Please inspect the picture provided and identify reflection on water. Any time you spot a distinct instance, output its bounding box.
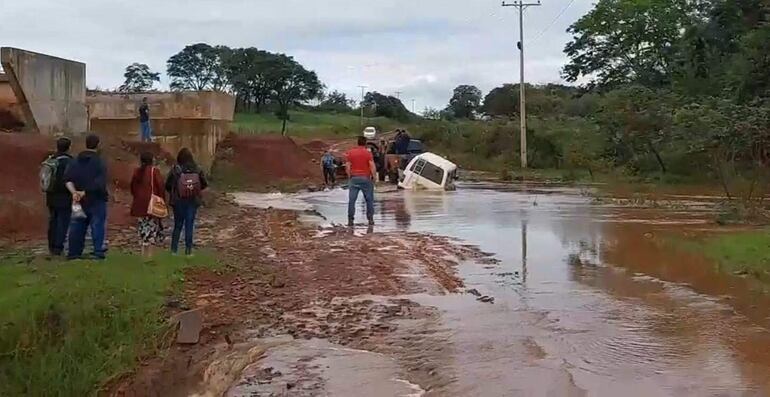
[235,182,770,396]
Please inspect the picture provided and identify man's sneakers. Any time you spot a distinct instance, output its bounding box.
[348,219,375,227]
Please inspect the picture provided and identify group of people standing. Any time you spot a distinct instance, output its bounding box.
[45,135,109,259]
[44,134,207,260]
[129,148,208,256]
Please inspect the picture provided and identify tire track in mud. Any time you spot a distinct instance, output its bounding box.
[109,195,495,396]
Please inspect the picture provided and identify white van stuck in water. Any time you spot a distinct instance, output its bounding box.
[398,152,458,191]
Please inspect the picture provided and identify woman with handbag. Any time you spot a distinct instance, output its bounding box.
[130,152,167,257]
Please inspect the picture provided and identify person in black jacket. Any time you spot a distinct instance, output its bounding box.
[46,137,73,256]
[64,134,109,260]
[165,148,208,256]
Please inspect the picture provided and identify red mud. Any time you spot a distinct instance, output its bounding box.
[0,109,24,131]
[216,135,324,188]
[108,198,483,396]
[0,133,170,243]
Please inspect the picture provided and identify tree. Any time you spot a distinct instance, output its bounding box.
[118,63,159,93]
[167,43,230,91]
[672,0,767,97]
[448,85,482,119]
[263,54,323,135]
[563,0,705,90]
[725,26,770,102]
[673,99,770,199]
[223,47,273,111]
[423,107,443,120]
[362,92,413,121]
[481,84,519,116]
[595,85,677,173]
[319,90,354,112]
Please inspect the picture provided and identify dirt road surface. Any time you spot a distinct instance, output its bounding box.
[6,131,770,396]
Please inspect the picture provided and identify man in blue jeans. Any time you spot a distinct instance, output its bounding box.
[345,136,377,226]
[45,137,73,256]
[64,134,109,260]
[139,97,152,142]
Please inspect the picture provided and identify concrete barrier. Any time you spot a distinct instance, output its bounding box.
[87,91,235,171]
[0,47,87,135]
[87,91,235,121]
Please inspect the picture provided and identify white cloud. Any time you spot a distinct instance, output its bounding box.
[1,0,595,109]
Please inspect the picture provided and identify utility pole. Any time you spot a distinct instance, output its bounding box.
[357,85,367,126]
[411,99,416,114]
[502,0,540,169]
[395,91,402,99]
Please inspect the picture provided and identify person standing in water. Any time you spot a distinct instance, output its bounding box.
[345,136,377,226]
[321,150,337,187]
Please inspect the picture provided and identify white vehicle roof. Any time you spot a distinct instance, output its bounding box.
[399,152,458,191]
[412,152,457,171]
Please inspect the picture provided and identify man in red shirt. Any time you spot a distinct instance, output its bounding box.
[345,136,377,226]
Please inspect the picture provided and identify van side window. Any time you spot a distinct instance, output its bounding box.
[420,161,445,185]
[410,158,425,172]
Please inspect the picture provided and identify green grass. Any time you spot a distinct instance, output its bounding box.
[0,251,218,396]
[231,110,402,137]
[692,230,770,280]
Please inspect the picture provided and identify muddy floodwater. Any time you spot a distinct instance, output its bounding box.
[234,182,770,396]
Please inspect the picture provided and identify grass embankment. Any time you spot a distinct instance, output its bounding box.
[687,230,770,282]
[232,111,401,137]
[0,252,217,396]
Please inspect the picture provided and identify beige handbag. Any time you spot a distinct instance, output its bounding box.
[147,167,168,218]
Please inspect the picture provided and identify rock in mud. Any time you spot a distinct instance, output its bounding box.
[260,246,277,258]
[477,295,495,304]
[173,308,204,344]
[270,275,287,289]
[164,297,189,310]
[466,288,482,297]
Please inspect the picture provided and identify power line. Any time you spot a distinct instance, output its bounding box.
[531,0,576,43]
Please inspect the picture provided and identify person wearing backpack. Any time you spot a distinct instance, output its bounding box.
[42,137,73,256]
[130,152,166,257]
[64,134,109,260]
[165,148,208,256]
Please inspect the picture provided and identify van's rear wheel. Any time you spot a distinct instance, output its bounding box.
[389,171,399,184]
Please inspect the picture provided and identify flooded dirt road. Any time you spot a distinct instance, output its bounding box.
[234,183,770,396]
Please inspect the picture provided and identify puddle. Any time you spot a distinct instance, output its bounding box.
[234,182,770,395]
[226,337,424,397]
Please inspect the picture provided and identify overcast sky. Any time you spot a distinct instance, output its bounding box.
[1,0,594,111]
